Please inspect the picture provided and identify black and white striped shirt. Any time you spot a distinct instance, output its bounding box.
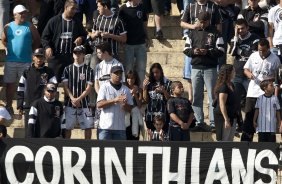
[62,63,94,108]
[59,16,74,54]
[93,14,126,56]
[255,94,280,132]
[181,1,221,26]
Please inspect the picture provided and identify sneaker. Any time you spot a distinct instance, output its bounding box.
[155,30,164,40]
[209,122,215,129]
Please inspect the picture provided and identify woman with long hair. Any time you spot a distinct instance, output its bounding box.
[143,63,171,133]
[125,70,143,140]
[214,64,239,141]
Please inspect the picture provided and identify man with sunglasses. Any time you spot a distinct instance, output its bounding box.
[17,48,57,138]
[27,83,64,138]
[97,66,133,140]
[62,45,94,139]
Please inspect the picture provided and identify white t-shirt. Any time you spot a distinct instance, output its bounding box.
[255,94,280,132]
[95,58,125,87]
[0,107,11,120]
[268,5,282,46]
[244,52,281,98]
[97,81,133,130]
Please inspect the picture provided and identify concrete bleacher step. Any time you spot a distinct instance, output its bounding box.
[148,39,185,52]
[147,27,182,40]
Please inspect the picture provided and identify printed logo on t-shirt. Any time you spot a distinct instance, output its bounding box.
[137,11,143,19]
[55,106,60,118]
[40,73,48,85]
[79,73,85,81]
[15,29,22,36]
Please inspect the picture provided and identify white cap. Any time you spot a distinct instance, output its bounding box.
[13,5,28,14]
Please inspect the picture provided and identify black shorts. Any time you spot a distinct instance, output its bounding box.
[143,0,164,15]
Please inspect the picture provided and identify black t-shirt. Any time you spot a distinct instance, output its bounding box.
[119,2,148,45]
[167,97,193,125]
[214,83,239,120]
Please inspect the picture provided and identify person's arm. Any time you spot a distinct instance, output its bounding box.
[253,109,259,129]
[170,113,184,126]
[94,80,100,94]
[27,105,38,138]
[1,24,8,47]
[219,93,231,129]
[207,36,225,58]
[30,23,41,50]
[97,95,127,109]
[76,84,92,102]
[244,68,255,80]
[268,22,274,48]
[101,32,127,43]
[276,110,281,130]
[142,78,150,103]
[186,112,194,128]
[63,81,74,100]
[17,74,27,114]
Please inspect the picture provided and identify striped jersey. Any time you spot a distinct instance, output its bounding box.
[255,94,280,132]
[62,63,94,108]
[58,17,74,54]
[181,1,221,26]
[93,13,126,56]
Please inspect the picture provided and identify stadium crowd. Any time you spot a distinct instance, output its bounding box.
[1,0,282,143]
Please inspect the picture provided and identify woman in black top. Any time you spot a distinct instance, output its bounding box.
[214,64,239,141]
[143,63,171,132]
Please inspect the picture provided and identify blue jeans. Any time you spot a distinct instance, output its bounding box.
[183,55,192,79]
[233,76,249,101]
[98,129,126,140]
[191,68,217,124]
[169,125,190,141]
[124,44,147,83]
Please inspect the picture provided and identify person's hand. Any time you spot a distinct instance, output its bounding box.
[155,85,165,93]
[71,98,81,107]
[193,22,201,30]
[115,94,127,104]
[101,32,111,39]
[147,129,153,141]
[193,48,201,55]
[90,31,101,39]
[279,121,282,133]
[74,37,83,46]
[143,78,150,90]
[45,48,53,58]
[159,129,164,141]
[224,119,231,129]
[253,121,257,129]
[181,122,189,130]
[199,49,207,55]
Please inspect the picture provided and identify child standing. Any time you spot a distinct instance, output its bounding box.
[167,81,194,141]
[253,79,281,142]
[148,115,168,141]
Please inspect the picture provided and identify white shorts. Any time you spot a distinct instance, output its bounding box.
[65,107,94,130]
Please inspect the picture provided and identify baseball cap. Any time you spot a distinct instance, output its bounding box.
[110,66,123,73]
[46,83,57,92]
[13,5,28,14]
[73,45,86,54]
[33,48,45,56]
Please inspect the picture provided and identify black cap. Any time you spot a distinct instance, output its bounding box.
[33,48,44,56]
[198,11,211,21]
[110,66,123,73]
[46,83,57,92]
[73,45,86,54]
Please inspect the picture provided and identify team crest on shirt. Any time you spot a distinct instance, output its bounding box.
[137,11,143,19]
[79,73,85,80]
[15,29,22,36]
[273,104,277,109]
[54,106,60,118]
[40,73,48,85]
